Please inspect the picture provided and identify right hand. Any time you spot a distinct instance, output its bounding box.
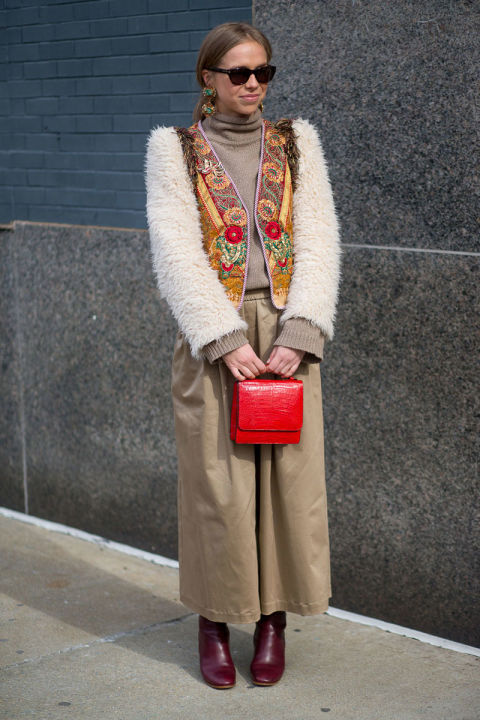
[222,343,266,381]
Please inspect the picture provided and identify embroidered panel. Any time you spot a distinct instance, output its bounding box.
[176,120,294,309]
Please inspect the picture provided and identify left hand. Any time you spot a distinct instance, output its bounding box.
[265,346,305,378]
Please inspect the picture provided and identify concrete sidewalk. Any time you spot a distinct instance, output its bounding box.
[1,513,478,720]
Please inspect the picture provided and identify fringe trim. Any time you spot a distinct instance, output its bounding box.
[273,118,300,192]
[174,126,198,184]
[175,119,300,192]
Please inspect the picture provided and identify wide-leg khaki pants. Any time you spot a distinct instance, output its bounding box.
[171,289,332,623]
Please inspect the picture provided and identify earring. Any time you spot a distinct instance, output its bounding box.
[259,102,264,113]
[202,87,217,116]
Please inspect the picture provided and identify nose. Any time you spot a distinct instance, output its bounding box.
[244,71,260,89]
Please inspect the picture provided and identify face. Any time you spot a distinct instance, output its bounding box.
[202,40,270,118]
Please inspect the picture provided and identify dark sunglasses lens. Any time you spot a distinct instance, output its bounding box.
[256,65,275,83]
[229,69,251,85]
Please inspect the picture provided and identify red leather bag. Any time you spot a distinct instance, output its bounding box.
[230,378,303,444]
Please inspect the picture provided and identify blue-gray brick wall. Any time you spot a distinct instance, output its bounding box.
[2,0,252,228]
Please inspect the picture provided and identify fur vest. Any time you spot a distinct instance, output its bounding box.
[145,117,342,359]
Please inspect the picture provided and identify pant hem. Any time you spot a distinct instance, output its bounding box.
[180,593,332,624]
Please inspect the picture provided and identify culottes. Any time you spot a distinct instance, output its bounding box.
[171,288,332,623]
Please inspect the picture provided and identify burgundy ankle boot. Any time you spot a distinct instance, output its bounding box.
[250,611,287,685]
[198,615,236,689]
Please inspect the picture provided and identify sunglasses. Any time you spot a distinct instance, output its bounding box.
[205,64,276,86]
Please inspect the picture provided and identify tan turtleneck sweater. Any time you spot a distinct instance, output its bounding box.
[201,109,325,364]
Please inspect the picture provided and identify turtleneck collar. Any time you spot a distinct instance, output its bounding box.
[201,108,263,146]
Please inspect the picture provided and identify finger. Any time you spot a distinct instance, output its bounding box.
[237,363,256,379]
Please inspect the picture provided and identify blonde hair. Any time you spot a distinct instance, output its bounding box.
[193,22,272,122]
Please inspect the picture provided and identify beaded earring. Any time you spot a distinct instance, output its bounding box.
[202,87,217,116]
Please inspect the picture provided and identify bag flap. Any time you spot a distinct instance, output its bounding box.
[237,380,303,432]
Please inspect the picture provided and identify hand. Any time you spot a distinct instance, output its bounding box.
[222,343,266,381]
[265,346,305,378]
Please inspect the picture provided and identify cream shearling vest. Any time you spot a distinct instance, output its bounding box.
[145,118,342,359]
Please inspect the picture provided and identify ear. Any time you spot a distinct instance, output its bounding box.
[202,69,214,88]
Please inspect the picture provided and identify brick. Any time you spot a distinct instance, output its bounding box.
[23,60,57,79]
[8,42,40,61]
[109,93,165,113]
[0,168,27,185]
[22,23,55,43]
[41,78,73,95]
[24,96,59,115]
[56,58,93,77]
[54,20,91,41]
[55,97,94,115]
[41,115,75,133]
[11,151,44,169]
[166,10,209,32]
[111,75,151,94]
[75,77,113,96]
[74,37,112,58]
[38,40,75,60]
[5,27,22,43]
[190,0,250,7]
[209,7,251,23]
[91,208,145,229]
[24,134,60,151]
[115,190,145,210]
[94,134,131,152]
[59,133,97,152]
[75,115,113,133]
[39,4,75,22]
[127,14,167,35]
[110,36,150,56]
[0,115,41,133]
[6,5,41,27]
[149,31,189,53]
[148,0,188,12]
[13,186,46,204]
[108,0,148,17]
[113,114,157,133]
[92,56,131,76]
[89,18,129,38]
[169,92,198,112]
[73,0,110,21]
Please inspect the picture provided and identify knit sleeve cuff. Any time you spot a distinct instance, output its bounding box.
[202,331,249,364]
[274,317,325,363]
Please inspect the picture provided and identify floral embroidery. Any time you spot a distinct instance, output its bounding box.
[262,161,284,183]
[265,221,282,240]
[258,198,276,221]
[265,128,285,146]
[224,207,247,227]
[205,171,229,190]
[225,226,243,244]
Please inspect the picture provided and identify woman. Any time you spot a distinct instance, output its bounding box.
[145,22,341,689]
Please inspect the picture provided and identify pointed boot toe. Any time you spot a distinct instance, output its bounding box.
[198,615,236,689]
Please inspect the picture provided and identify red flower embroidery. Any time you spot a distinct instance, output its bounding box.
[222,262,234,272]
[277,258,288,267]
[225,226,243,244]
[264,221,282,240]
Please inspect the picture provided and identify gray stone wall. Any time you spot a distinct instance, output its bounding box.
[1,0,251,228]
[1,221,179,558]
[253,0,479,645]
